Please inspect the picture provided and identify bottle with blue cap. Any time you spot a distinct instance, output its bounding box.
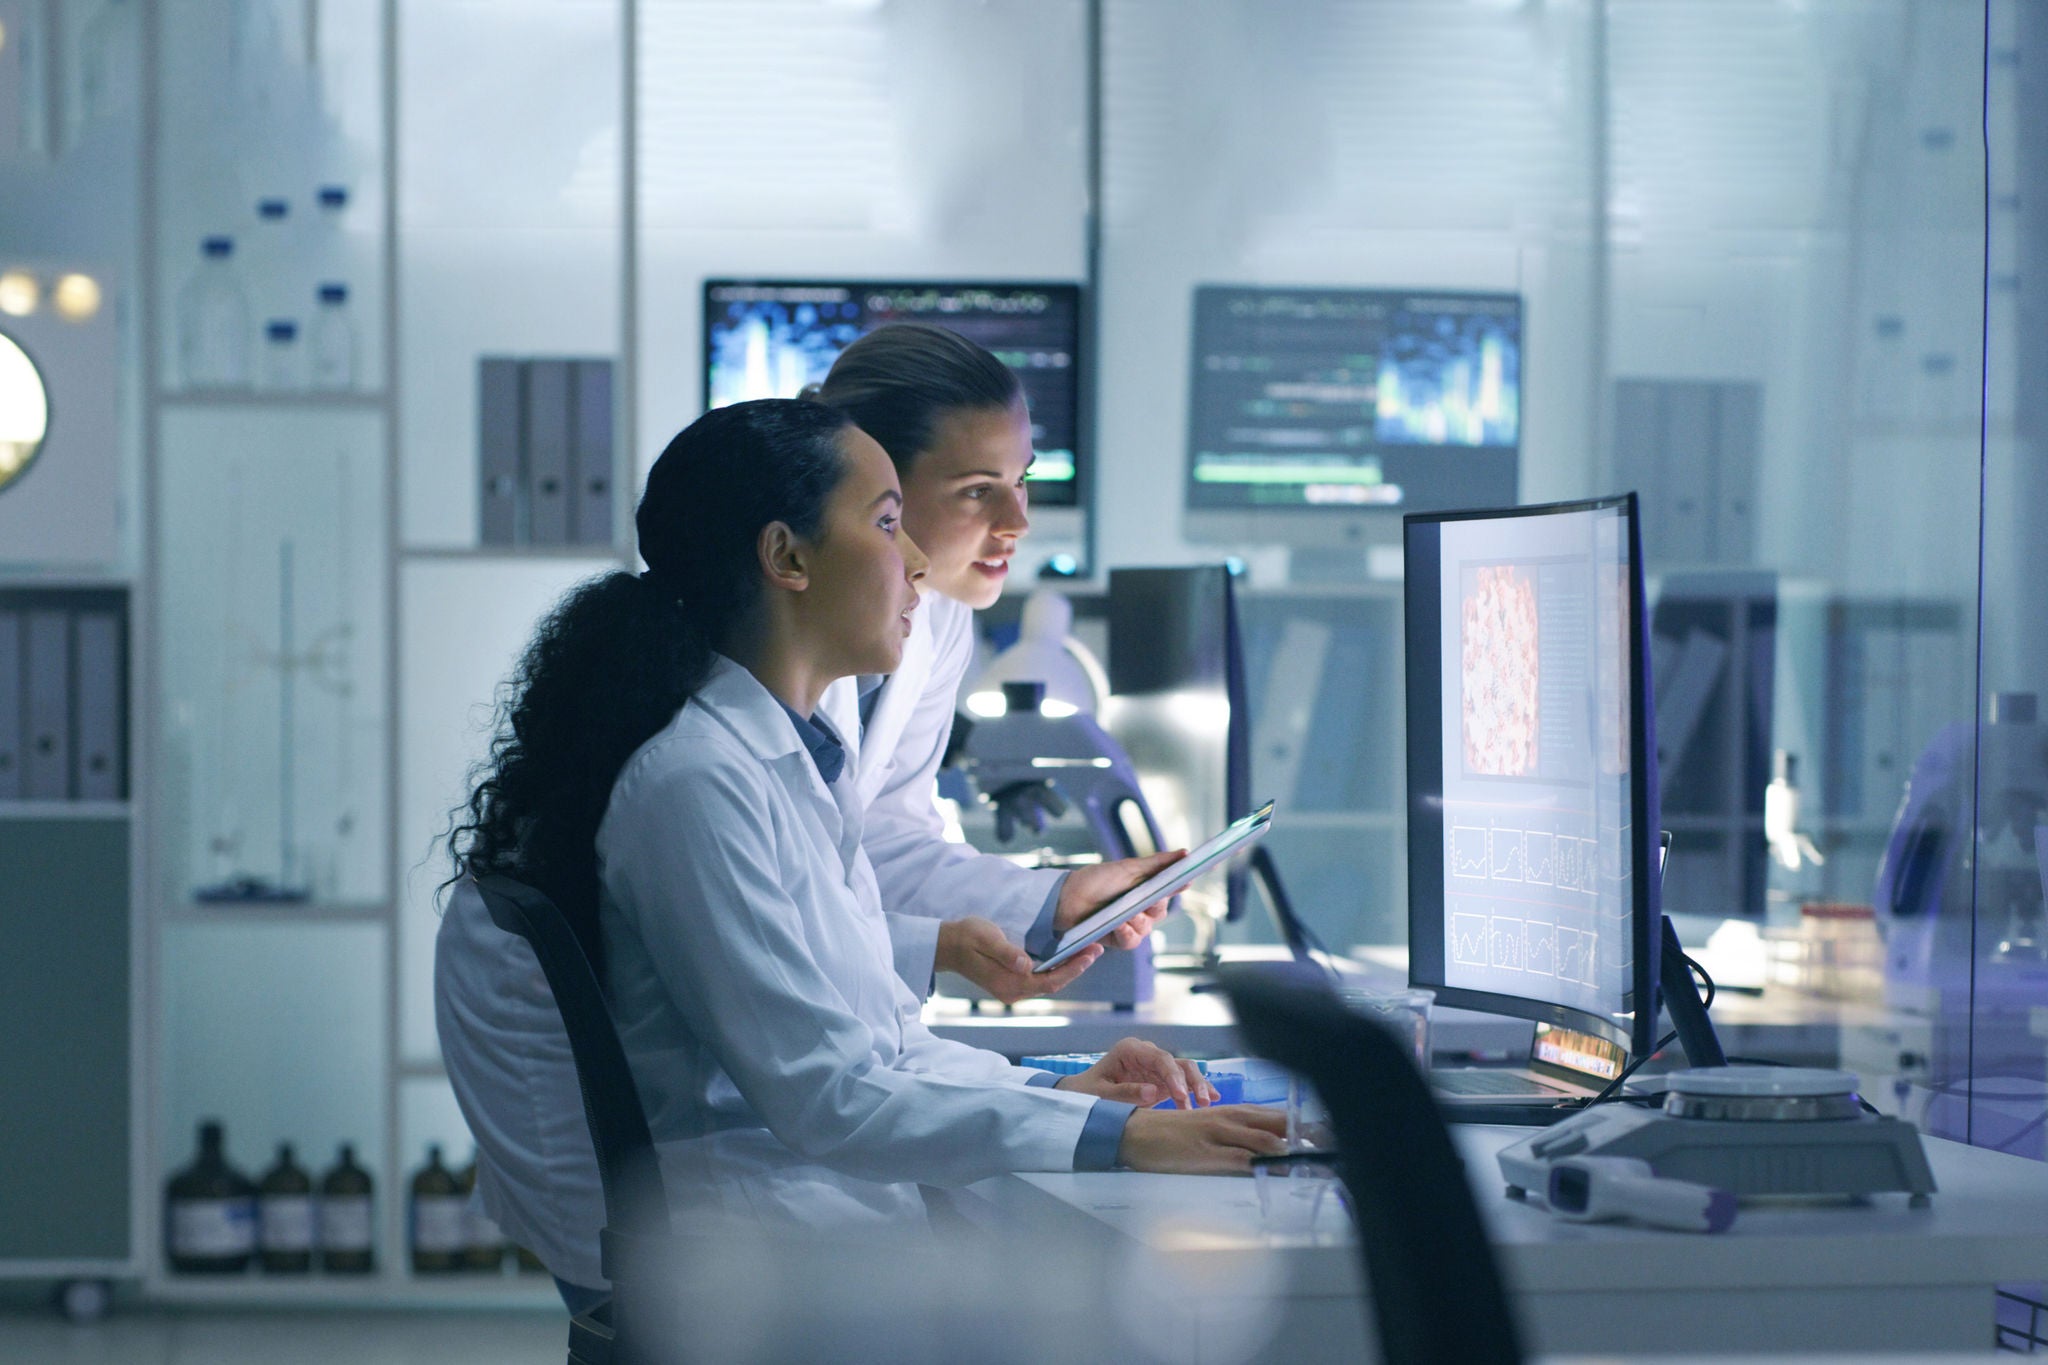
[176,237,251,390]
[310,283,356,390]
[261,318,302,391]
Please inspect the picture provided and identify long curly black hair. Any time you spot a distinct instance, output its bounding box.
[447,399,854,965]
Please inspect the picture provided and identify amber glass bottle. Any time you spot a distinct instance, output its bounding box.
[165,1120,257,1273]
[317,1143,376,1274]
[409,1144,465,1274]
[256,1142,314,1273]
[457,1153,505,1273]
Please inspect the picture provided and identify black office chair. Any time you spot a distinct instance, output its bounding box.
[1220,964,1525,1365]
[472,873,674,1365]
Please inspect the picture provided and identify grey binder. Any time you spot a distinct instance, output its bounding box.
[570,359,614,547]
[72,610,123,801]
[23,610,70,800]
[478,357,523,545]
[0,609,21,800]
[524,360,572,545]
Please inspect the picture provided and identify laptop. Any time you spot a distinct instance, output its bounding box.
[1250,840,1622,1120]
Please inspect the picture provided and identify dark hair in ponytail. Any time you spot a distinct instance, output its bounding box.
[447,399,854,963]
[810,322,1023,474]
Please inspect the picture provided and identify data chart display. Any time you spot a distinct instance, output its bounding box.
[702,281,1082,505]
[1433,505,1634,1023]
[1186,286,1520,512]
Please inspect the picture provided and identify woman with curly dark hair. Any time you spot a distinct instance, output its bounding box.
[437,398,1284,1272]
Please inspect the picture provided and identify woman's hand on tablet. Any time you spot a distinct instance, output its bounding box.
[1116,1105,1290,1174]
[1054,849,1188,950]
[1055,1038,1219,1109]
[935,917,1101,1004]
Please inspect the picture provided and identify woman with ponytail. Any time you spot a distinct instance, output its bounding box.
[437,400,1284,1291]
[807,322,1185,1005]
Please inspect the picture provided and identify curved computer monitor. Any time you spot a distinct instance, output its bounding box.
[1185,285,1521,549]
[702,279,1083,508]
[1403,493,1662,1057]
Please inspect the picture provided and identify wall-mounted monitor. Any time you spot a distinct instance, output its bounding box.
[1185,285,1521,548]
[703,280,1084,507]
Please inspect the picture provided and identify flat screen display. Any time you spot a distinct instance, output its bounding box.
[1404,494,1659,1056]
[1187,285,1520,514]
[703,280,1083,506]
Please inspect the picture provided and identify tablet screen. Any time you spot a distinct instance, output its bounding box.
[1034,800,1276,973]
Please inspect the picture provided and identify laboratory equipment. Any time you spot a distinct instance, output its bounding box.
[408,1144,464,1274]
[1185,285,1521,553]
[952,681,1165,1006]
[255,1142,313,1274]
[309,283,355,389]
[458,1154,505,1273]
[1540,1156,1735,1233]
[316,1143,375,1273]
[1406,494,1662,1064]
[78,0,138,125]
[1877,691,2048,1013]
[1498,1066,1935,1207]
[164,1120,257,1274]
[0,328,48,492]
[702,279,1083,506]
[1103,565,1254,961]
[261,318,301,391]
[176,238,250,390]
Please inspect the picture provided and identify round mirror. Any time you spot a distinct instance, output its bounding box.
[0,329,49,494]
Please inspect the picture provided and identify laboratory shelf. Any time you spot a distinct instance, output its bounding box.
[162,900,393,926]
[400,545,627,562]
[143,1272,561,1309]
[0,801,132,820]
[156,392,389,411]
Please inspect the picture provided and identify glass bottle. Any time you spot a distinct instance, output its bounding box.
[309,284,355,390]
[317,1143,376,1274]
[409,1144,465,1274]
[79,0,139,125]
[514,1244,548,1275]
[176,238,251,391]
[165,1120,257,1274]
[261,319,302,391]
[256,1141,313,1274]
[457,1153,504,1273]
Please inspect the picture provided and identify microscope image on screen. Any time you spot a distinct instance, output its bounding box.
[1460,564,1541,778]
[1431,511,1635,1023]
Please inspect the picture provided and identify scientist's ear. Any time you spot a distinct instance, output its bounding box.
[757,520,811,595]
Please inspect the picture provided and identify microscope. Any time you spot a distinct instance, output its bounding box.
[946,678,1163,1007]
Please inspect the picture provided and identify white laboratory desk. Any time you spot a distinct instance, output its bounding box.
[925,946,1871,1070]
[967,1126,2048,1361]
[922,946,1536,1058]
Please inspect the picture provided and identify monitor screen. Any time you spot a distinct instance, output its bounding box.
[1403,494,1660,1056]
[702,280,1083,507]
[1186,285,1520,516]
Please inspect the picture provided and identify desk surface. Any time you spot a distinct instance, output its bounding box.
[975,1128,2048,1358]
[923,944,1871,1066]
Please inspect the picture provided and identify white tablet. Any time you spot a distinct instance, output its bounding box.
[1033,800,1276,973]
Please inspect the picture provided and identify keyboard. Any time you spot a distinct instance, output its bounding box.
[1432,1069,1574,1098]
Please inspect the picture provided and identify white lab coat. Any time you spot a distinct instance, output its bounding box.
[598,655,1096,1234]
[821,592,1064,988]
[433,608,1067,1285]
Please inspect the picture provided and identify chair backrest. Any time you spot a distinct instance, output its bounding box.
[1221,964,1523,1365]
[472,873,673,1249]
